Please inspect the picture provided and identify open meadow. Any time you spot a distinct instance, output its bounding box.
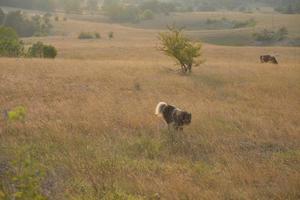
[1,9,300,200]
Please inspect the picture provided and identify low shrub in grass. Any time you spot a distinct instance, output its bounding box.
[0,149,47,200]
[27,42,57,58]
[4,106,26,122]
[78,32,101,39]
[43,45,57,58]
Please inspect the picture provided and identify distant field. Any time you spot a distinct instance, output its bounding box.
[1,7,300,200]
[1,5,300,46]
[128,11,300,46]
[56,10,300,46]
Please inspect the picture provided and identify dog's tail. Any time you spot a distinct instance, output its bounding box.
[155,102,167,116]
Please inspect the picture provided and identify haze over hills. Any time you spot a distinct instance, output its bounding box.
[0,0,299,13]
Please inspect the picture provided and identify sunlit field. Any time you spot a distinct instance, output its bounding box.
[1,6,300,200]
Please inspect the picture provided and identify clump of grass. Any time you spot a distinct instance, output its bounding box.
[1,151,47,200]
[4,106,26,122]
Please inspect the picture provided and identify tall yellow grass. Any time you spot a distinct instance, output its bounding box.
[0,15,300,199]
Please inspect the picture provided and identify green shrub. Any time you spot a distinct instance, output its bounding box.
[78,32,100,39]
[27,42,57,58]
[0,27,24,57]
[43,44,57,58]
[27,41,44,58]
[6,106,26,122]
[1,153,47,200]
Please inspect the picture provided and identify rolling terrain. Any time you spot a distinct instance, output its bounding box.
[0,9,300,200]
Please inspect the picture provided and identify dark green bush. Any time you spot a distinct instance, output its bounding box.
[78,32,93,39]
[27,41,57,58]
[27,42,44,58]
[43,45,57,58]
[78,32,100,39]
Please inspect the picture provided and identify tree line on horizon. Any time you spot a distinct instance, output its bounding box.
[0,0,299,14]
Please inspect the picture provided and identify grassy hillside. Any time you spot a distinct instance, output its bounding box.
[76,11,300,46]
[1,10,300,200]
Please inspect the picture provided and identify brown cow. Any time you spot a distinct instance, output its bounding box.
[260,55,278,64]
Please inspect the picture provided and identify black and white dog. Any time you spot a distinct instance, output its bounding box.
[155,102,192,131]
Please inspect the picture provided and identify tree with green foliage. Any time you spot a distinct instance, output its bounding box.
[158,27,202,73]
[27,42,44,58]
[4,11,35,37]
[3,11,53,37]
[31,14,53,36]
[27,41,57,58]
[0,27,24,57]
[43,44,57,58]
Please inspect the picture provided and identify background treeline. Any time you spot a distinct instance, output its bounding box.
[0,26,57,58]
[0,8,53,37]
[172,0,300,13]
[102,0,176,23]
[0,0,299,14]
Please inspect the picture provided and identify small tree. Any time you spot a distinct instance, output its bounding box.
[158,27,202,73]
[0,27,24,57]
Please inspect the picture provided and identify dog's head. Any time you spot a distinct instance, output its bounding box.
[180,111,192,125]
[271,57,278,64]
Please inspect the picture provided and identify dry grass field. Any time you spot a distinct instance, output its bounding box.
[1,13,300,200]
